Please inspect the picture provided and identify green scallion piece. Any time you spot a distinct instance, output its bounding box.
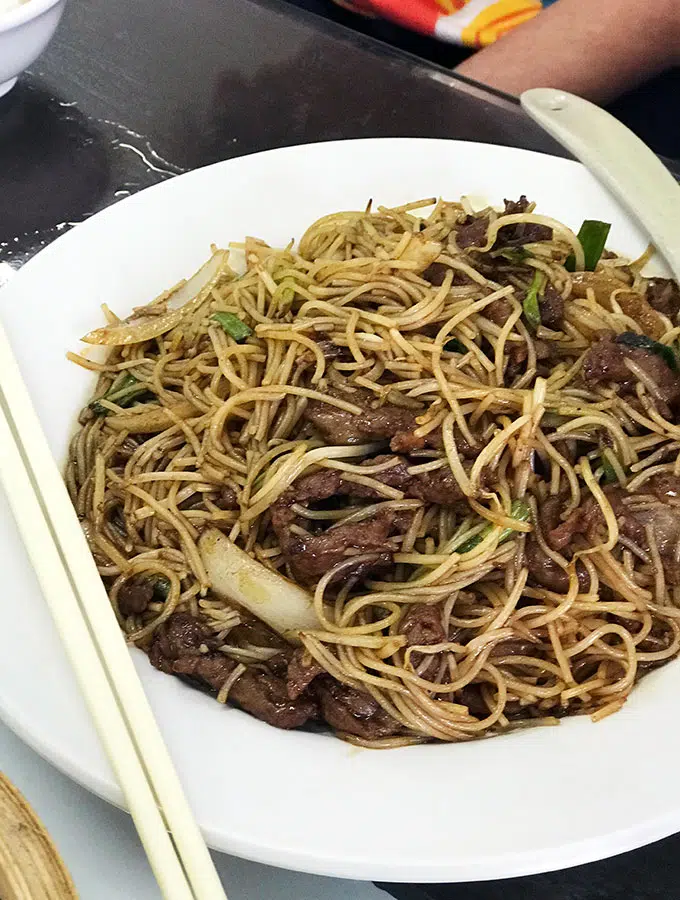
[498,247,530,264]
[89,373,151,416]
[456,530,485,555]
[457,499,531,554]
[565,220,611,272]
[152,576,171,601]
[444,338,466,354]
[601,453,618,484]
[211,312,253,342]
[615,332,679,372]
[522,270,544,329]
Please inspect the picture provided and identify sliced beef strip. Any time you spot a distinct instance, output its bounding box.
[539,284,565,330]
[494,196,553,247]
[315,677,402,739]
[456,215,490,250]
[390,425,480,457]
[228,617,291,653]
[505,341,529,382]
[615,479,680,585]
[582,333,680,411]
[389,427,444,453]
[270,459,463,584]
[400,603,447,647]
[304,389,420,446]
[170,653,237,693]
[525,537,590,593]
[149,613,317,729]
[638,617,675,657]
[354,455,464,506]
[525,496,590,593]
[111,436,142,468]
[276,509,397,584]
[525,538,572,593]
[495,222,553,248]
[272,457,464,527]
[270,468,400,583]
[548,474,680,585]
[504,337,557,381]
[422,262,450,286]
[215,485,239,510]
[265,652,292,679]
[148,612,212,669]
[488,637,542,660]
[399,603,448,678]
[484,296,514,327]
[228,669,318,729]
[305,387,451,455]
[646,278,680,319]
[315,335,350,361]
[502,196,531,216]
[390,428,438,453]
[494,277,561,334]
[118,577,155,616]
[287,648,325,700]
[296,335,351,373]
[456,680,541,722]
[179,484,239,513]
[535,340,561,379]
[422,262,472,287]
[456,683,489,719]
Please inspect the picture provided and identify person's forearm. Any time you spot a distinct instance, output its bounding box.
[455,0,680,103]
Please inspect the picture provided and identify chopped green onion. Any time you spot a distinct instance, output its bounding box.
[211,312,253,342]
[615,332,679,372]
[89,373,152,416]
[457,499,531,554]
[456,530,486,555]
[600,453,619,484]
[273,279,297,315]
[498,247,530,264]
[522,270,544,330]
[152,576,171,602]
[444,338,466,354]
[600,452,618,484]
[565,220,611,272]
[541,412,569,428]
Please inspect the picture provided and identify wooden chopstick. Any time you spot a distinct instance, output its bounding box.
[0,319,228,900]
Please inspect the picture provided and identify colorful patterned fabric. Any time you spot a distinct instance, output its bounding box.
[333,0,558,47]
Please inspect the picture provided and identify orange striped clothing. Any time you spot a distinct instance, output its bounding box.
[333,0,558,48]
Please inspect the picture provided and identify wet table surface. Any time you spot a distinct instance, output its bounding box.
[1,0,568,274]
[1,0,680,897]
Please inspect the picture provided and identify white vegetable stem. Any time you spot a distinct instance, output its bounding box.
[198,528,320,641]
[81,249,231,346]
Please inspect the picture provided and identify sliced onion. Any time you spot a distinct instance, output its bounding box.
[199,528,320,642]
[81,249,232,346]
[399,236,442,273]
[104,401,196,433]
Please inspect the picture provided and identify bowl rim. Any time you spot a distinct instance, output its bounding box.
[0,0,64,34]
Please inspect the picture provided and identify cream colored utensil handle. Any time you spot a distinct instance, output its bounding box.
[521,88,680,282]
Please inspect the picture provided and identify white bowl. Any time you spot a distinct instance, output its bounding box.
[0,0,67,98]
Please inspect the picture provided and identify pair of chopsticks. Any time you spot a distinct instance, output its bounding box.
[0,316,228,900]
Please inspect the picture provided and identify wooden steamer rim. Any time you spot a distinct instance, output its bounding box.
[0,772,77,899]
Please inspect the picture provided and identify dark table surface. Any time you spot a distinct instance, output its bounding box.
[3,0,680,897]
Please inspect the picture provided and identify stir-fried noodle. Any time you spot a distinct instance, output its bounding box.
[66,195,680,746]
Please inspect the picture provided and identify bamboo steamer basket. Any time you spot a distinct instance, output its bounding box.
[0,772,77,899]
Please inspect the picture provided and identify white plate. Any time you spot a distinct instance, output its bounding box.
[0,138,678,884]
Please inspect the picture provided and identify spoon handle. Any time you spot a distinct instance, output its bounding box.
[521,87,680,282]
